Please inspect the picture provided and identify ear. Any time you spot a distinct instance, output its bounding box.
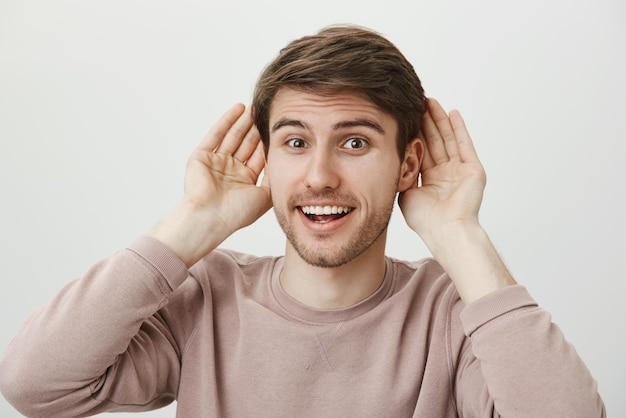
[397,138,424,192]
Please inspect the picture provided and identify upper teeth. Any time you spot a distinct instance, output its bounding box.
[301,206,352,215]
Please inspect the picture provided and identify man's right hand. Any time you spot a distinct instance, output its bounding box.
[149,103,272,267]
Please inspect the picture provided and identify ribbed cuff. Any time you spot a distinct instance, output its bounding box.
[126,235,189,290]
[460,285,538,336]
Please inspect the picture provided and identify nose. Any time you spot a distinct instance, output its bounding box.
[303,149,340,191]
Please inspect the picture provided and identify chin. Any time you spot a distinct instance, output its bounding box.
[294,243,366,269]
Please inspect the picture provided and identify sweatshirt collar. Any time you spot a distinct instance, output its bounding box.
[269,256,395,325]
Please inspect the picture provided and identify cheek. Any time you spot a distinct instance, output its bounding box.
[357,158,402,189]
[266,164,291,205]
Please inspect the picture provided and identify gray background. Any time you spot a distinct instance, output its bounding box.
[1,0,624,416]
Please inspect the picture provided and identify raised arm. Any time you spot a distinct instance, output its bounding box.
[0,104,272,416]
[399,97,515,304]
[150,103,271,266]
[400,98,605,416]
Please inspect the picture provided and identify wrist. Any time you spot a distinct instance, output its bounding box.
[419,219,483,254]
[422,221,516,304]
[148,200,233,267]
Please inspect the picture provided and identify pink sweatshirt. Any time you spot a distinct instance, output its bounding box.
[0,236,605,417]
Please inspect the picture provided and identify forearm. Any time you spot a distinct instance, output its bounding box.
[421,221,516,304]
[148,199,234,268]
[458,286,606,417]
[0,237,189,417]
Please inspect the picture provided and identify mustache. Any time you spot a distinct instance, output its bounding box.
[288,190,359,207]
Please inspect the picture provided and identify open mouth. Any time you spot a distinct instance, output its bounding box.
[300,205,353,223]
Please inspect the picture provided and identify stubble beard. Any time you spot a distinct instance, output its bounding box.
[274,188,398,269]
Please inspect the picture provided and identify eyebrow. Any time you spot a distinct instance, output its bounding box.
[333,119,385,134]
[271,118,386,135]
[271,118,309,133]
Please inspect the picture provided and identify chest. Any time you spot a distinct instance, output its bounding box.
[177,302,458,417]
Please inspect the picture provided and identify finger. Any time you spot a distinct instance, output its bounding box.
[426,98,461,162]
[215,105,255,156]
[421,104,448,165]
[246,141,266,177]
[196,103,246,151]
[260,172,270,190]
[233,124,262,163]
[449,110,480,163]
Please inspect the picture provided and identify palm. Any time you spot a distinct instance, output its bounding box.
[399,99,486,237]
[184,104,271,232]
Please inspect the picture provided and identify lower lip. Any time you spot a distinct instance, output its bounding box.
[297,209,353,233]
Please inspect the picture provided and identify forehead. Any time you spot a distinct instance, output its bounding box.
[269,88,394,128]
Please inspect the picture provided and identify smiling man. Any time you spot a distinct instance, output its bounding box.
[0,25,605,417]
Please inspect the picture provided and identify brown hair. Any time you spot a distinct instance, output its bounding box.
[252,24,427,158]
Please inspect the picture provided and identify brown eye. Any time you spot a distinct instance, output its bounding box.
[343,137,367,149]
[287,138,307,148]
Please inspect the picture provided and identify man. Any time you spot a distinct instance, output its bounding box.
[0,25,604,417]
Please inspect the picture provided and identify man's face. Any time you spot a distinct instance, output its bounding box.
[266,88,411,268]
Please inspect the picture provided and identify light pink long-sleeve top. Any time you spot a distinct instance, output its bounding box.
[0,236,605,417]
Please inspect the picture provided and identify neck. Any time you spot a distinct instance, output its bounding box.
[280,235,388,309]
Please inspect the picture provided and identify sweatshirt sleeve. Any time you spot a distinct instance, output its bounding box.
[455,285,605,417]
[0,235,190,418]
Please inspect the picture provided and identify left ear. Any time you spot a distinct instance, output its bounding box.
[397,137,424,192]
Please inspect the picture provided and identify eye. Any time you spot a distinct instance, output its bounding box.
[343,137,368,149]
[286,138,308,148]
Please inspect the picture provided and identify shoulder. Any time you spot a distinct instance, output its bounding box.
[388,256,453,296]
[192,248,277,278]
[162,249,279,334]
[387,256,464,328]
[188,248,279,302]
[390,256,444,275]
[166,249,276,304]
